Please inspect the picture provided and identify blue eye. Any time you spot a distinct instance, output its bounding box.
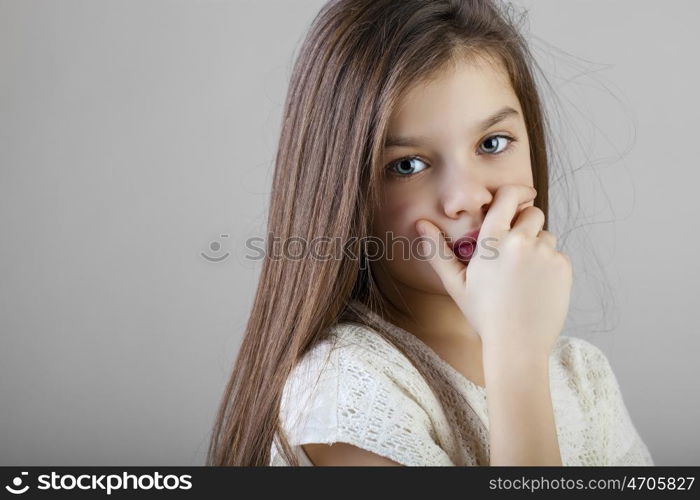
[478,134,515,155]
[385,134,517,180]
[387,156,429,178]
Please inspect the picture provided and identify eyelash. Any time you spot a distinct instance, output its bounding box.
[385,134,518,180]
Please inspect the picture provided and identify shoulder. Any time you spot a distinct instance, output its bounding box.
[327,321,423,376]
[553,336,654,465]
[554,335,614,377]
[283,321,430,413]
[282,323,419,426]
[278,321,454,465]
[283,321,419,395]
[552,335,623,402]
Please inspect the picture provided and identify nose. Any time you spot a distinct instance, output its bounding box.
[440,170,494,220]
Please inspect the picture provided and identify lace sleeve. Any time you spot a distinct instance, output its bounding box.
[614,438,655,466]
[278,339,455,466]
[576,339,655,466]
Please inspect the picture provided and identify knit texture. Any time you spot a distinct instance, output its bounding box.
[270,300,654,466]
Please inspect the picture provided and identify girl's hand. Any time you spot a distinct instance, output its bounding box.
[416,184,573,358]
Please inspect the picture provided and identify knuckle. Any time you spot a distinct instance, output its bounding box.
[556,251,572,268]
[505,231,531,250]
[508,231,526,243]
[539,229,557,243]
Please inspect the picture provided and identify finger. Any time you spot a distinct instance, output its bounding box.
[511,206,545,239]
[480,184,537,241]
[415,219,466,294]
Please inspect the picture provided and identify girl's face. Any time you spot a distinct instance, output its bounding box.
[371,55,535,295]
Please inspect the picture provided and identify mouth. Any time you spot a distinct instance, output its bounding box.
[446,228,480,263]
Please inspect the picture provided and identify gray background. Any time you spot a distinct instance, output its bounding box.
[0,0,697,465]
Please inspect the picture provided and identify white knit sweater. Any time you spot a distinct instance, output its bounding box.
[269,300,654,466]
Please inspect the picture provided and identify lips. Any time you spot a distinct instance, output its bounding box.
[447,228,480,262]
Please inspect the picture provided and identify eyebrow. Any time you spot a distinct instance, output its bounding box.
[384,106,520,148]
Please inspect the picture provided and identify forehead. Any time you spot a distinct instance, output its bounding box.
[387,56,520,134]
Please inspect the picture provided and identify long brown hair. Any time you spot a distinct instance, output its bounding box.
[207,0,555,466]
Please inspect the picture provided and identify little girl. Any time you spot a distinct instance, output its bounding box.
[207,0,655,466]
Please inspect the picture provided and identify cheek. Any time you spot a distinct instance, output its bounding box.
[515,139,534,184]
[496,148,534,196]
[372,189,447,294]
[375,185,427,237]
[378,200,413,235]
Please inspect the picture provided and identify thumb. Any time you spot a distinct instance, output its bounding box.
[416,219,467,294]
